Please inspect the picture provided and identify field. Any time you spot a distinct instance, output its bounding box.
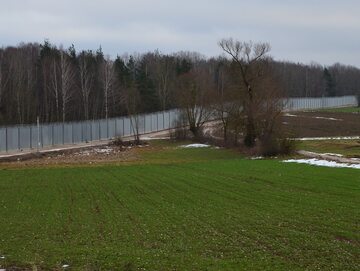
[298,140,360,157]
[282,110,360,138]
[318,106,360,113]
[0,143,359,270]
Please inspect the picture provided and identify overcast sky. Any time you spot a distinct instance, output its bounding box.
[1,0,359,67]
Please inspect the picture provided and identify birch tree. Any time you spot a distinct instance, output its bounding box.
[60,49,76,122]
[79,51,94,120]
[100,56,114,119]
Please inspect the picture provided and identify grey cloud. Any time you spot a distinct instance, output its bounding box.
[0,0,359,67]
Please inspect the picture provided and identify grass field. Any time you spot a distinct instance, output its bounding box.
[316,106,360,113]
[0,143,359,270]
[297,139,360,157]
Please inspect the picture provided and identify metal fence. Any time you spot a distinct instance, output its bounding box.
[0,109,180,153]
[0,95,357,153]
[283,95,357,111]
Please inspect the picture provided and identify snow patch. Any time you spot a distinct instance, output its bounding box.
[314,116,342,121]
[322,153,343,157]
[140,136,170,140]
[295,136,360,141]
[284,113,297,117]
[283,158,360,169]
[251,156,264,160]
[180,144,211,148]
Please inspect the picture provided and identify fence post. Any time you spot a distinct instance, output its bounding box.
[37,116,40,152]
[142,115,144,133]
[18,126,20,151]
[169,111,171,128]
[30,126,32,149]
[5,127,8,153]
[107,118,109,139]
[115,118,117,137]
[51,124,54,146]
[90,121,93,142]
[71,122,74,144]
[98,120,101,140]
[156,113,159,131]
[62,123,65,145]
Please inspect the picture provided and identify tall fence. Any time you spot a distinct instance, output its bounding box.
[0,95,357,153]
[0,109,180,153]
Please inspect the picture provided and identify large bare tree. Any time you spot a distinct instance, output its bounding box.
[79,51,94,120]
[100,55,114,119]
[176,65,214,138]
[60,49,76,122]
[219,38,272,147]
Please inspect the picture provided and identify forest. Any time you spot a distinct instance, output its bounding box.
[0,40,359,126]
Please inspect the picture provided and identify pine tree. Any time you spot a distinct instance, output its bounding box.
[323,68,336,96]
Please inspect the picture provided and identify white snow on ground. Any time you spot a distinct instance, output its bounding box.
[251,156,264,160]
[93,147,113,154]
[284,113,297,117]
[295,136,360,141]
[322,153,343,157]
[314,116,342,121]
[180,144,211,148]
[283,158,360,169]
[284,114,342,121]
[74,146,115,156]
[140,136,170,140]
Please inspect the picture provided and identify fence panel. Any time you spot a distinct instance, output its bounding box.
[19,126,31,150]
[0,128,6,152]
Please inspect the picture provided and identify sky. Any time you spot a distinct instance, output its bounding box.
[1,0,359,67]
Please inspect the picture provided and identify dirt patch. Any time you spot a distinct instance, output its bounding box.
[282,111,360,138]
[0,142,151,168]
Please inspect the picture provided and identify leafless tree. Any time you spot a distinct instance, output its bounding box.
[50,56,60,121]
[79,51,94,120]
[148,51,175,111]
[219,38,272,147]
[211,61,242,144]
[100,55,114,119]
[121,83,142,143]
[176,66,214,138]
[59,49,76,122]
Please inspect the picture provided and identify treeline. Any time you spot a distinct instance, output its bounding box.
[0,41,359,125]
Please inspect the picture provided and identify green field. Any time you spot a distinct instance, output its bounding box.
[317,106,360,113]
[298,140,360,157]
[0,144,359,270]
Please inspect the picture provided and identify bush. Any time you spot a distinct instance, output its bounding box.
[112,137,124,146]
[259,135,296,157]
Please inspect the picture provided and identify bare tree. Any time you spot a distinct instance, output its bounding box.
[59,49,76,122]
[121,83,142,143]
[0,51,4,117]
[100,55,114,119]
[219,38,271,147]
[148,51,175,111]
[50,56,60,121]
[176,66,214,138]
[78,51,94,120]
[211,60,243,144]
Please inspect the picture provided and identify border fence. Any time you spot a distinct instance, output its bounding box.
[0,95,357,153]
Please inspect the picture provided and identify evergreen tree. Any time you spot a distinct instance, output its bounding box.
[323,68,336,96]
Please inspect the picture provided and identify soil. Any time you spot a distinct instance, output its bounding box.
[282,111,360,138]
[1,111,359,167]
[0,142,149,168]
